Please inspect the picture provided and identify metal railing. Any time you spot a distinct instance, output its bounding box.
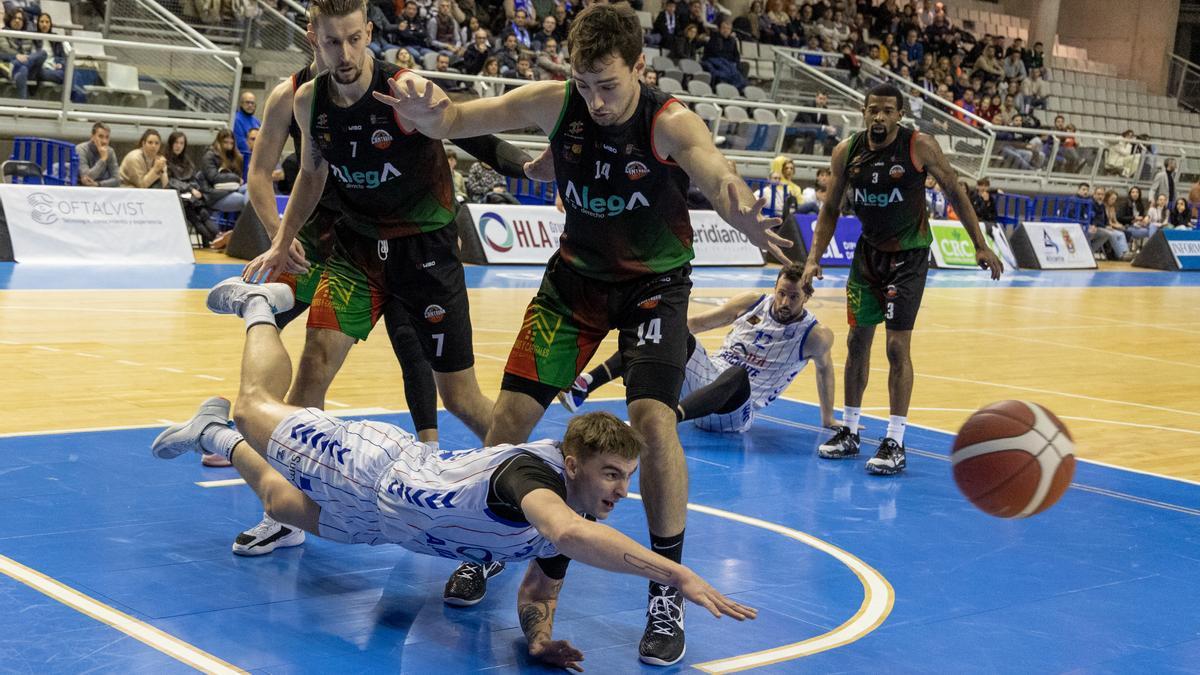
[240,0,311,72]
[1167,53,1200,113]
[0,29,241,135]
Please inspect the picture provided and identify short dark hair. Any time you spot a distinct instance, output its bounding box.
[91,122,110,135]
[307,0,367,22]
[777,264,815,296]
[976,177,990,187]
[816,167,831,177]
[1078,182,1090,189]
[568,3,644,73]
[864,83,904,112]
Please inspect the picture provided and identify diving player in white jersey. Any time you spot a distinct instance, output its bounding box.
[561,264,837,432]
[151,277,756,672]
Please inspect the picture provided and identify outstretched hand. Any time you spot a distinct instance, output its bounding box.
[726,183,791,265]
[676,568,758,621]
[371,73,451,133]
[529,639,585,672]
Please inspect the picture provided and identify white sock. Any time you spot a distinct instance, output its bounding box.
[843,406,862,434]
[242,295,277,330]
[199,422,244,461]
[578,371,593,389]
[423,440,440,450]
[886,415,907,445]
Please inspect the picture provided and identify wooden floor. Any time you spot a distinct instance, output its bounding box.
[2,265,1199,481]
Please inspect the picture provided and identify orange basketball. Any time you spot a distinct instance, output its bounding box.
[951,400,1076,518]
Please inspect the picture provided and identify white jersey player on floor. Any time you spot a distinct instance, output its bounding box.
[561,264,837,431]
[151,277,755,672]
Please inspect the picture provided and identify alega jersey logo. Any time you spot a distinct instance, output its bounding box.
[852,187,904,207]
[330,162,402,189]
[563,180,649,217]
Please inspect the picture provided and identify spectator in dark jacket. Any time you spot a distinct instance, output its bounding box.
[164,131,218,247]
[201,129,247,213]
[702,18,746,91]
[971,178,998,224]
[653,0,683,51]
[76,122,120,187]
[460,28,492,74]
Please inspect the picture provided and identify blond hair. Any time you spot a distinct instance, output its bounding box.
[562,411,643,463]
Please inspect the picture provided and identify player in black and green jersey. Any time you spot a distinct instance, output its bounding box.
[803,83,1003,476]
[373,4,789,666]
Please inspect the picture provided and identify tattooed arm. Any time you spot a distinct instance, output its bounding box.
[517,561,582,671]
[520,489,757,622]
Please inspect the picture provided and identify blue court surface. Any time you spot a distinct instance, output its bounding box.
[3,398,1199,674]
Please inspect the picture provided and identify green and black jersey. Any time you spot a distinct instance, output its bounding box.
[844,126,932,251]
[311,59,455,239]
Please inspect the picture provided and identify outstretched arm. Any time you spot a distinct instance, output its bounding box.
[373,72,564,139]
[806,325,837,428]
[653,104,791,263]
[450,135,533,179]
[686,291,764,334]
[517,561,583,672]
[522,489,757,621]
[916,132,1003,279]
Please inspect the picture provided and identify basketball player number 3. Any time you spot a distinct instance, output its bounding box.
[636,318,662,346]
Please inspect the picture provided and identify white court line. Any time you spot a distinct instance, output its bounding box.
[0,554,245,674]
[861,407,1200,437]
[74,352,102,359]
[195,375,224,382]
[325,400,351,408]
[117,360,144,366]
[158,367,184,374]
[196,478,247,488]
[32,345,61,352]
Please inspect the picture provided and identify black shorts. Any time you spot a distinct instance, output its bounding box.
[846,239,930,331]
[382,221,474,373]
[502,254,693,408]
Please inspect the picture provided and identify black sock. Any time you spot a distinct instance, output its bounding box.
[649,529,685,565]
[586,351,625,390]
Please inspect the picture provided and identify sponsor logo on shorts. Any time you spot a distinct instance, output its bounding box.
[625,161,650,181]
[424,304,446,323]
[886,284,899,299]
[638,294,661,309]
[371,129,393,150]
[889,164,905,180]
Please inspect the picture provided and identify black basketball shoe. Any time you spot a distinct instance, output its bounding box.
[639,582,686,666]
[442,561,505,607]
[866,438,907,475]
[818,425,860,459]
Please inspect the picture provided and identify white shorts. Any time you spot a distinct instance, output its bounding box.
[681,343,755,433]
[267,408,425,545]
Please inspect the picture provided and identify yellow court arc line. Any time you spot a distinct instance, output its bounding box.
[0,554,245,674]
[626,494,895,673]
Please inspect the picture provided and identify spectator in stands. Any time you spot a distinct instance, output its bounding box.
[1118,185,1152,249]
[976,93,998,122]
[429,52,467,92]
[537,37,569,80]
[1170,197,1194,229]
[795,167,830,215]
[1002,51,1027,83]
[899,27,923,67]
[162,131,218,248]
[1051,115,1080,172]
[791,90,839,155]
[744,0,764,42]
[446,148,466,202]
[29,12,83,102]
[494,32,524,75]
[953,87,978,126]
[925,174,948,218]
[1022,67,1048,111]
[1024,41,1048,78]
[754,171,790,217]
[996,112,1044,170]
[466,160,518,203]
[531,14,557,52]
[1147,193,1170,235]
[972,46,1003,84]
[702,17,745,91]
[768,155,803,202]
[971,178,998,225]
[474,57,502,97]
[77,122,119,188]
[233,91,260,158]
[396,1,433,61]
[1,0,38,24]
[655,0,684,50]
[1089,187,1130,260]
[201,129,247,215]
[0,10,44,99]
[684,0,709,31]
[671,22,703,61]
[503,8,534,49]
[1103,190,1133,260]
[367,2,399,57]
[1105,129,1141,178]
[511,53,536,84]
[119,128,169,189]
[1150,158,1178,205]
[427,0,464,57]
[393,45,417,69]
[836,42,861,87]
[458,15,482,49]
[461,28,492,75]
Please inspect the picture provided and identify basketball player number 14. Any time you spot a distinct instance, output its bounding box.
[636,318,662,346]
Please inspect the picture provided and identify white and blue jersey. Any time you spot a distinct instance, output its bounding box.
[267,408,567,564]
[682,296,818,432]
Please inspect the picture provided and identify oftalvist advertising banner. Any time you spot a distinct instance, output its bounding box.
[0,184,193,264]
[467,204,764,266]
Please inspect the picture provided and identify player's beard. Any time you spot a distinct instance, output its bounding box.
[869,123,888,144]
[333,60,362,85]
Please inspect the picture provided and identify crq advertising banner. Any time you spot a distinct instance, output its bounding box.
[794,214,863,266]
[466,204,764,266]
[927,219,1015,269]
[0,184,193,264]
[1021,221,1097,269]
